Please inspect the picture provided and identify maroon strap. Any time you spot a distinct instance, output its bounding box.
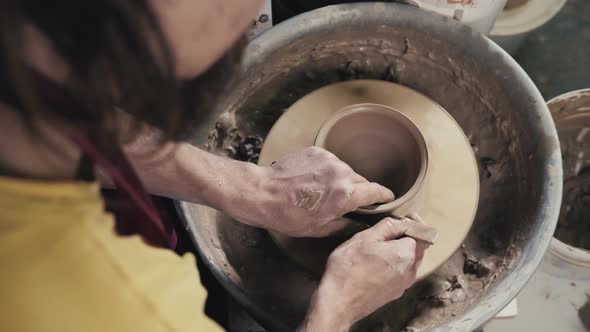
[32,70,177,249]
[73,135,177,249]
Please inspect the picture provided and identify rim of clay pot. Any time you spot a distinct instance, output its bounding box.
[314,103,429,214]
[503,0,530,11]
[416,0,507,35]
[550,238,590,268]
[491,0,567,36]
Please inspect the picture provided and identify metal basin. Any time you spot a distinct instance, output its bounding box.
[179,3,562,331]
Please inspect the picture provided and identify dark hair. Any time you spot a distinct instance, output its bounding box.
[0,0,244,147]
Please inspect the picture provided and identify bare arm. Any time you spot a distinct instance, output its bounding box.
[117,127,425,330]
[120,140,263,210]
[111,127,394,237]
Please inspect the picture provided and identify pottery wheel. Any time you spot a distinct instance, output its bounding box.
[258,80,479,279]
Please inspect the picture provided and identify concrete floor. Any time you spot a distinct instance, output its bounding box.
[486,0,590,331]
[512,0,590,99]
[485,247,590,332]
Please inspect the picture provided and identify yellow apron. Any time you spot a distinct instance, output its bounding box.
[0,176,221,332]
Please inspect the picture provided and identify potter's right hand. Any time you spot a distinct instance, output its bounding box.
[298,218,429,332]
[229,146,395,237]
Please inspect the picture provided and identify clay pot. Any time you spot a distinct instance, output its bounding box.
[260,80,479,282]
[415,0,507,34]
[314,103,428,215]
[490,0,567,54]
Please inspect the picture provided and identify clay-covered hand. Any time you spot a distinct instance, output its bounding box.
[233,146,394,237]
[298,217,429,331]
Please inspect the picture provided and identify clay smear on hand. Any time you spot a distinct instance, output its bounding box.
[293,188,325,211]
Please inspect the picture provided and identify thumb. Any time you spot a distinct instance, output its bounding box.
[365,217,413,241]
[345,182,395,213]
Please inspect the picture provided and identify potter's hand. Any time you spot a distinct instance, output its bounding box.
[237,146,394,237]
[121,140,391,237]
[298,218,429,332]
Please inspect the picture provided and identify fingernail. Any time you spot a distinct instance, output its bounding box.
[386,189,395,201]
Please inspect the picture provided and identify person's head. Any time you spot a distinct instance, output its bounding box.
[0,0,263,145]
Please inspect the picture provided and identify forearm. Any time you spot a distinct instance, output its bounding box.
[119,138,266,214]
[98,112,395,238]
[298,282,352,332]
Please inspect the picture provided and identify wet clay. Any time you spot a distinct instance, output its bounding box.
[549,90,590,250]
[315,103,427,204]
[197,27,537,331]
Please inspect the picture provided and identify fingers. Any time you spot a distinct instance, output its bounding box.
[391,221,431,276]
[405,213,423,224]
[394,237,418,257]
[384,237,418,277]
[345,182,395,212]
[413,242,428,268]
[301,147,393,211]
[385,237,428,281]
[364,217,412,242]
[371,216,431,276]
[401,215,430,271]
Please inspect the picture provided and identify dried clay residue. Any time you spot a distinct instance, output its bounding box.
[206,112,264,164]
[354,245,516,332]
[404,246,517,331]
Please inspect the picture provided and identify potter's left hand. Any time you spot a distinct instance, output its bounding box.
[228,147,395,237]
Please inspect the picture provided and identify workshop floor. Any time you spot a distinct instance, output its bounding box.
[486,0,590,331]
[485,249,590,332]
[511,0,590,99]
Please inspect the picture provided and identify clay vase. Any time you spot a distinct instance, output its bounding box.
[269,103,435,278]
[314,103,429,216]
[263,80,479,280]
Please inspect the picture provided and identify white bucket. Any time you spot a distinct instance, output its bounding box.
[547,89,590,269]
[490,0,568,54]
[416,0,507,34]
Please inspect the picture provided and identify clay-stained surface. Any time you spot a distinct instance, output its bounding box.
[185,20,556,331]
